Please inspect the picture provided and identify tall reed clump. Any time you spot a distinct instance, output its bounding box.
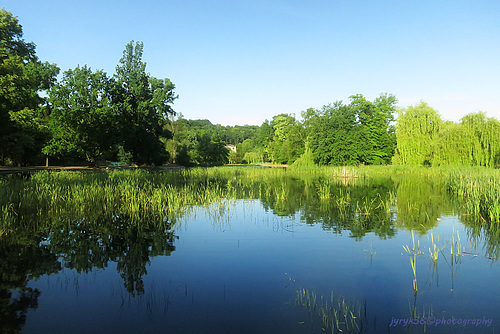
[446,167,500,225]
[316,180,332,200]
[296,289,364,334]
[0,169,241,226]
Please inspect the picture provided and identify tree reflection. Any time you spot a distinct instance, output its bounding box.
[47,216,177,295]
[0,214,178,333]
[254,175,399,240]
[0,233,60,333]
[393,174,452,233]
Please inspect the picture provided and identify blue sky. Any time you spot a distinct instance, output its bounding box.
[3,0,500,125]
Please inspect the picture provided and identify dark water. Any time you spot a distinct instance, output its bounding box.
[1,174,499,333]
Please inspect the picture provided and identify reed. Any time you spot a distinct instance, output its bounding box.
[0,169,245,226]
[403,230,420,296]
[2,165,499,238]
[429,232,439,263]
[334,189,351,206]
[316,180,332,200]
[446,167,500,225]
[296,289,364,334]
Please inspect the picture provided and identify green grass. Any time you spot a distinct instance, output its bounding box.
[445,167,500,224]
[2,165,500,236]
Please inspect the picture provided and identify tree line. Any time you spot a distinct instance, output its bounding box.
[1,9,176,166]
[2,8,499,168]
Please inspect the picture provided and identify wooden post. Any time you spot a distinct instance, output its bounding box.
[45,156,49,167]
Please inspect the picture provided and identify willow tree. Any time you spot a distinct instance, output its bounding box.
[431,122,475,166]
[460,112,500,167]
[393,101,442,165]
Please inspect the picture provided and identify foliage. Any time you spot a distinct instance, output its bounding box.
[459,112,500,167]
[0,8,59,165]
[166,115,230,166]
[352,93,397,164]
[112,41,177,165]
[304,94,397,166]
[191,132,229,166]
[45,66,116,163]
[394,102,500,167]
[269,113,304,164]
[291,145,315,169]
[393,101,442,166]
[431,121,475,166]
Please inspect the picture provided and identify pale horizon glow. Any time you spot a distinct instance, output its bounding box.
[3,0,499,126]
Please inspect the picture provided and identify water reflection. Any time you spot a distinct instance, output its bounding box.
[0,170,499,333]
[0,233,60,333]
[0,215,177,333]
[46,216,177,295]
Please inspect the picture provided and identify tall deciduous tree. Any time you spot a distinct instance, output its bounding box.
[113,41,177,165]
[269,114,304,164]
[0,8,59,165]
[349,93,397,164]
[306,101,363,165]
[45,66,116,163]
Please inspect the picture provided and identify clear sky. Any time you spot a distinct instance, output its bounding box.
[3,0,500,126]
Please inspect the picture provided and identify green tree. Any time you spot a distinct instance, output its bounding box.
[431,121,475,166]
[236,139,254,159]
[393,101,442,166]
[269,114,304,164]
[45,66,116,163]
[113,41,177,165]
[350,93,397,164]
[460,112,500,167]
[306,101,363,165]
[0,8,59,165]
[191,131,229,166]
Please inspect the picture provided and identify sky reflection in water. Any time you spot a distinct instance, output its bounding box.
[16,199,500,334]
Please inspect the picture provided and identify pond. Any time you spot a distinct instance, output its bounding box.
[1,167,499,333]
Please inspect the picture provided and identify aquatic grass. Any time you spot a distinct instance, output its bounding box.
[2,165,499,248]
[0,169,249,226]
[296,289,364,334]
[334,189,351,206]
[446,167,500,225]
[451,226,462,263]
[408,303,434,332]
[316,180,332,200]
[429,232,439,263]
[403,231,421,296]
[356,196,384,216]
[410,255,418,295]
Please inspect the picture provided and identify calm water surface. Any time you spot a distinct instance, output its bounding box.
[17,199,499,334]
